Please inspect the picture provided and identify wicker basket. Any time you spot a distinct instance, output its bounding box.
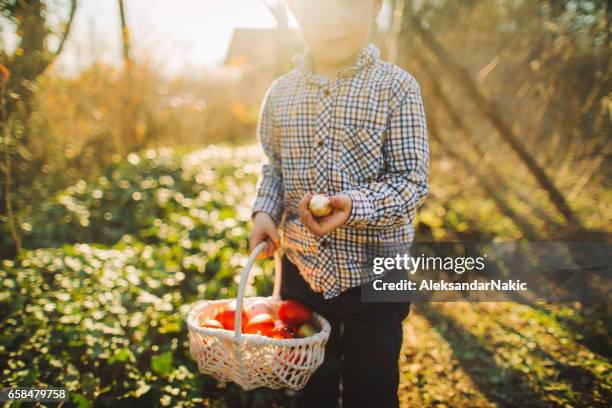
[186,241,331,390]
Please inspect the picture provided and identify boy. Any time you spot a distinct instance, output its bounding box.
[249,0,429,406]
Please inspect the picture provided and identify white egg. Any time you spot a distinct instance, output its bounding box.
[308,194,332,217]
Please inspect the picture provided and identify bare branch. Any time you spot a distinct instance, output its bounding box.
[51,0,77,60]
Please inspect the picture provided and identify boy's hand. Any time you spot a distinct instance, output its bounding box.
[299,193,352,236]
[249,211,281,259]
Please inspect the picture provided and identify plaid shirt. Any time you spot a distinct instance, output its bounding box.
[251,43,429,299]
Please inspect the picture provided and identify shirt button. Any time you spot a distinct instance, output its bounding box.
[323,89,330,97]
[319,238,329,248]
[317,139,324,147]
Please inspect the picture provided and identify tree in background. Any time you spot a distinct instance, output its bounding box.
[262,0,293,75]
[0,0,77,254]
[387,0,610,241]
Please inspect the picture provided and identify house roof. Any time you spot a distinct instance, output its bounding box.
[224,27,304,67]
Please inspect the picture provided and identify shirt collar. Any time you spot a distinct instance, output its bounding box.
[292,42,381,83]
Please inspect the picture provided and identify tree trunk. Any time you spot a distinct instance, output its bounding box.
[118,0,138,153]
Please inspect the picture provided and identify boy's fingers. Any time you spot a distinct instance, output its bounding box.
[300,213,316,233]
[299,193,312,214]
[257,241,272,259]
[268,228,281,247]
[331,194,350,210]
[308,223,324,236]
[298,201,310,223]
[317,217,338,233]
[330,195,342,208]
[264,242,273,258]
[267,238,279,255]
[302,208,314,223]
[250,230,269,257]
[248,233,259,252]
[301,210,322,235]
[313,209,347,235]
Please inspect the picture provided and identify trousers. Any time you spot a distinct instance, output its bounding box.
[280,253,411,408]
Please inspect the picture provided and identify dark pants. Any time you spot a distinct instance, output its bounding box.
[280,254,411,408]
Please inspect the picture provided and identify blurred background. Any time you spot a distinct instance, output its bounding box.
[0,0,610,407]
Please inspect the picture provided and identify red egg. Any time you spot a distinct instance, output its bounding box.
[244,313,275,336]
[270,322,296,339]
[215,301,248,331]
[278,299,312,326]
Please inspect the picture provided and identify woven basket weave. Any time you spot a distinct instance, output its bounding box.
[186,242,331,390]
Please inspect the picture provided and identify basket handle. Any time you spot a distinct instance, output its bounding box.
[234,240,282,340]
[272,249,282,300]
